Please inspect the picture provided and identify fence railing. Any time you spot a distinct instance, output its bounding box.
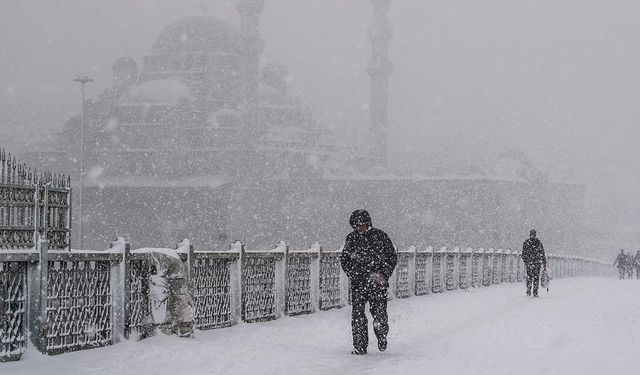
[0,148,71,251]
[0,237,616,362]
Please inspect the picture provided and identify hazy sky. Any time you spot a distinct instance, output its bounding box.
[1,0,639,229]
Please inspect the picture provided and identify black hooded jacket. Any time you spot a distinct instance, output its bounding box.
[340,210,397,285]
[522,237,546,266]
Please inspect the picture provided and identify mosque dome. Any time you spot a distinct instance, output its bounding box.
[113,56,138,72]
[112,57,138,88]
[151,16,242,55]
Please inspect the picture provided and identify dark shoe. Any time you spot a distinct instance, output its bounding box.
[526,290,531,297]
[351,348,367,355]
[378,336,387,352]
[533,293,539,298]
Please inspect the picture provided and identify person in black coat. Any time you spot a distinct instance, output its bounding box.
[625,253,635,279]
[613,249,627,280]
[340,209,397,355]
[522,229,547,297]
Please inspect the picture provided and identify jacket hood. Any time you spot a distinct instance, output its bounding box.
[349,209,372,228]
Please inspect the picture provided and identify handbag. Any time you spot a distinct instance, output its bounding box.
[540,268,551,292]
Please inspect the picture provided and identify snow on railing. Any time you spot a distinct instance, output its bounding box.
[0,238,617,362]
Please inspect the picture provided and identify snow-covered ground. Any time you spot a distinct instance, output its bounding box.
[5,278,639,375]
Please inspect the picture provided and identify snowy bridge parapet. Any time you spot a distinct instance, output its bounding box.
[0,237,616,362]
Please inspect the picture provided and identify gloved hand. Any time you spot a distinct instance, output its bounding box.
[369,272,388,287]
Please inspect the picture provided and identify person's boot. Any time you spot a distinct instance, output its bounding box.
[351,347,367,355]
[377,336,387,352]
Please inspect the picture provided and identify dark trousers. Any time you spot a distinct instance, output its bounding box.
[350,282,388,351]
[525,264,541,295]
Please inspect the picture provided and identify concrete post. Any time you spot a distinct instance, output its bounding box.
[230,241,243,324]
[274,241,287,319]
[27,239,48,353]
[310,243,321,313]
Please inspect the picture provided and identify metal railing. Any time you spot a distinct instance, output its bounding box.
[0,236,616,362]
[0,148,71,251]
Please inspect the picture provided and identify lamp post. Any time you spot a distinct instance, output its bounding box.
[73,75,93,249]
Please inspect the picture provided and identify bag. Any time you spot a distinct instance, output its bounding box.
[540,268,551,292]
[367,272,389,295]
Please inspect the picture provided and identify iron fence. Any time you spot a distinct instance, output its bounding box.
[0,237,616,362]
[126,258,151,338]
[0,151,619,363]
[318,250,344,310]
[414,248,433,296]
[459,248,472,289]
[394,250,413,298]
[45,257,113,354]
[241,248,284,323]
[0,261,26,362]
[0,149,71,251]
[285,248,319,316]
[191,253,238,329]
[432,248,445,293]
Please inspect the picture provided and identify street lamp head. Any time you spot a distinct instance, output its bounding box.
[73,76,93,84]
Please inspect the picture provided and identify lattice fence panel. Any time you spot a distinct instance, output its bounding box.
[395,254,411,298]
[500,255,508,282]
[0,261,26,362]
[192,257,234,329]
[242,256,277,322]
[445,255,456,291]
[0,185,36,249]
[128,260,150,336]
[432,254,443,293]
[516,258,524,282]
[507,256,516,282]
[459,255,470,289]
[414,254,431,296]
[471,255,481,287]
[492,256,501,284]
[41,187,71,250]
[319,254,341,310]
[482,255,492,286]
[285,255,313,315]
[46,260,112,354]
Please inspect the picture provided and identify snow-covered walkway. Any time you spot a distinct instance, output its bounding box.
[5,278,639,375]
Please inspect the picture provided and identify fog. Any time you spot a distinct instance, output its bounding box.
[1,0,639,251]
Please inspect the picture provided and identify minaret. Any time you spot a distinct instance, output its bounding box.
[368,0,393,164]
[236,0,265,128]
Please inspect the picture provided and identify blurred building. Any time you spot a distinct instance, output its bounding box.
[23,11,585,253]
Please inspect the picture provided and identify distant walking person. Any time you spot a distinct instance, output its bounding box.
[635,251,640,279]
[522,229,547,297]
[613,249,627,280]
[626,252,635,279]
[341,209,397,355]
